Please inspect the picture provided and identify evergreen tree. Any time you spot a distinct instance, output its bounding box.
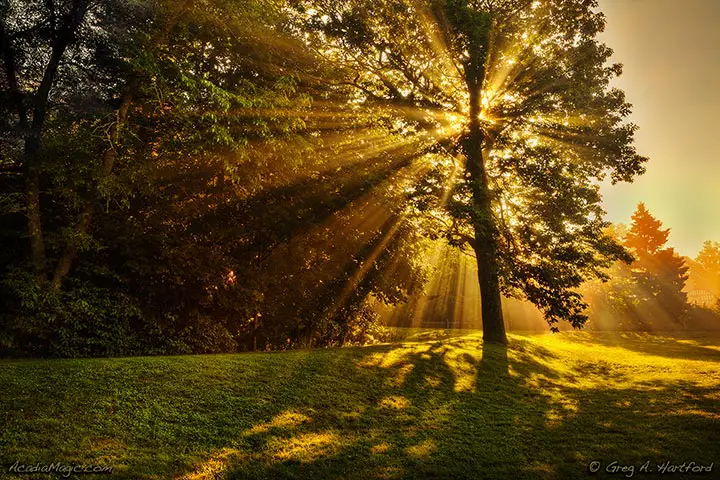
[695,241,720,298]
[624,203,689,327]
[625,203,670,258]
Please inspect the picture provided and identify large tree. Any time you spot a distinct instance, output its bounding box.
[1,0,94,284]
[292,0,646,342]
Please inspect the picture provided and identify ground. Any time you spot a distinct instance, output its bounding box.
[1,331,719,479]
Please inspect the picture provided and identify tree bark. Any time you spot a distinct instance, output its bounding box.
[50,0,193,289]
[1,21,43,282]
[4,0,91,285]
[22,32,70,285]
[51,82,136,289]
[464,83,507,345]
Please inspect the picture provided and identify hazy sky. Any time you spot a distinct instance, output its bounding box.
[598,0,720,257]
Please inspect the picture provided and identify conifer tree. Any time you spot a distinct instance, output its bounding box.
[696,241,720,295]
[624,203,689,326]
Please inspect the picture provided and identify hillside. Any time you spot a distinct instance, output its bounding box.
[1,331,719,479]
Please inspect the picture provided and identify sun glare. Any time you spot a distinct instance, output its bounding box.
[443,112,467,132]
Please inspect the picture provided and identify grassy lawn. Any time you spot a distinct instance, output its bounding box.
[1,331,719,479]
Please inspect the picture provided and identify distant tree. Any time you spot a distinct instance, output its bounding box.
[697,241,720,269]
[624,203,689,327]
[694,241,720,297]
[625,203,670,261]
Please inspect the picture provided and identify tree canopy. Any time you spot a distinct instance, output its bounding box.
[292,0,646,336]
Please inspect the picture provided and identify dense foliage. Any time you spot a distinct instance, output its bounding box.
[1,0,433,356]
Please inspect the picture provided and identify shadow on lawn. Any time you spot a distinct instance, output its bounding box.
[172,335,720,480]
[567,331,720,362]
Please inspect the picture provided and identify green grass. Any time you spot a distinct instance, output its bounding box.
[1,331,719,479]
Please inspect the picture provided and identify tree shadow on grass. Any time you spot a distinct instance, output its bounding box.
[566,331,720,362]
[170,335,720,480]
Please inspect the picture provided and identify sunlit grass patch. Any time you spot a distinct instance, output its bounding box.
[404,439,435,458]
[379,396,411,410]
[245,411,312,436]
[271,432,340,462]
[179,448,244,480]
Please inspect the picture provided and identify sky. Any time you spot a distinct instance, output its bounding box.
[597,0,720,257]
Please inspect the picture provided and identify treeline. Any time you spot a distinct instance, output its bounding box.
[582,203,720,331]
[0,0,433,357]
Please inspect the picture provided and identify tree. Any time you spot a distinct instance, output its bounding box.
[292,0,646,341]
[694,241,720,298]
[624,203,689,327]
[1,0,93,284]
[0,0,177,291]
[624,202,669,259]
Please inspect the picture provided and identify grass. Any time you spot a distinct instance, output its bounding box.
[1,330,719,479]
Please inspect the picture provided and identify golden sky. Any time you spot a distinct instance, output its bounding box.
[598,0,720,257]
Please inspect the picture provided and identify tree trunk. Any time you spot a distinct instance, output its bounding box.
[465,84,507,345]
[6,0,91,285]
[51,82,136,289]
[24,147,47,284]
[22,33,70,285]
[3,23,49,284]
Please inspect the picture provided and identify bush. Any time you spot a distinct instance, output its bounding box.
[1,272,144,357]
[687,305,720,331]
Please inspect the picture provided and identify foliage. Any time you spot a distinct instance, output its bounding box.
[625,203,689,326]
[687,241,720,301]
[0,270,145,357]
[1,0,433,356]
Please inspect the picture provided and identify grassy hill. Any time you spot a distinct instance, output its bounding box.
[1,331,719,479]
